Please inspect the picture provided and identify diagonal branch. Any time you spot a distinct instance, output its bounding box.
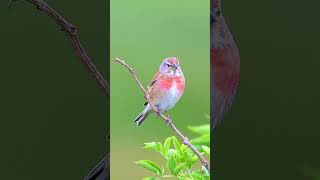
[10,0,110,96]
[10,0,110,179]
[114,58,210,172]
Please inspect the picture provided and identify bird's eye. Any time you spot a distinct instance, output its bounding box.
[167,64,170,67]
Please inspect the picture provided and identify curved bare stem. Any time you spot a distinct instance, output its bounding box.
[10,0,110,179]
[114,58,210,172]
[10,0,110,96]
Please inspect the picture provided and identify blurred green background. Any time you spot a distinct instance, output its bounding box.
[215,0,320,180]
[110,0,209,179]
[0,1,108,179]
[1,0,320,179]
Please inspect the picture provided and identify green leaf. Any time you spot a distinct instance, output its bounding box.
[202,175,210,180]
[191,155,199,162]
[157,142,163,152]
[162,137,172,156]
[186,155,199,168]
[172,136,180,150]
[190,134,210,146]
[175,153,184,164]
[135,160,163,175]
[188,124,210,135]
[202,145,210,156]
[166,157,176,175]
[167,149,177,159]
[177,176,194,180]
[142,177,160,180]
[180,144,187,154]
[144,142,158,151]
[173,163,185,175]
[143,142,163,152]
[190,172,203,180]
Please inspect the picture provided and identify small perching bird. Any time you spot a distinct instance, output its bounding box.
[211,0,240,129]
[134,57,185,126]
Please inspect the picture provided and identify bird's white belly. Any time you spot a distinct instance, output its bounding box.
[157,82,181,111]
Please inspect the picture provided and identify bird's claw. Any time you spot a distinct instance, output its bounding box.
[154,107,161,117]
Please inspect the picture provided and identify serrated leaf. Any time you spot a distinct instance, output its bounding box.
[166,157,176,175]
[172,136,180,150]
[173,163,185,175]
[162,137,172,156]
[135,160,163,175]
[202,145,210,156]
[188,124,210,135]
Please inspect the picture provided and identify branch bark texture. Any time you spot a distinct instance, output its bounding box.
[114,58,210,172]
[10,0,110,179]
[10,0,110,96]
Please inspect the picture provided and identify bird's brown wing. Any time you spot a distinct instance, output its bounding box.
[149,70,160,87]
[144,70,160,106]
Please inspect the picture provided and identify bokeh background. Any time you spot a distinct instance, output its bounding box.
[0,1,108,179]
[1,0,320,179]
[214,0,320,180]
[110,0,209,179]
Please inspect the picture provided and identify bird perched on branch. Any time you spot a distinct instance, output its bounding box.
[211,0,240,129]
[134,57,185,126]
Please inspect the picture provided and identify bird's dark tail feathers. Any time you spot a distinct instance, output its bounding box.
[134,110,151,126]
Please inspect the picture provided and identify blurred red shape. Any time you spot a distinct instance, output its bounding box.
[211,0,240,129]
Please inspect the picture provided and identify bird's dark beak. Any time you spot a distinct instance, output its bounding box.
[172,65,178,70]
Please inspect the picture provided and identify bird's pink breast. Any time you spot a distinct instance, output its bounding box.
[211,47,239,96]
[159,76,185,92]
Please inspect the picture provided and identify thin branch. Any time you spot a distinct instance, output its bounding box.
[114,58,210,172]
[84,154,110,180]
[10,0,110,96]
[10,0,110,179]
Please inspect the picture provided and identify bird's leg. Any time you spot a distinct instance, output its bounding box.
[154,106,161,117]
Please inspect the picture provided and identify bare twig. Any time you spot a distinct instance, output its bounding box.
[10,0,110,96]
[84,154,110,180]
[114,58,210,172]
[11,0,110,179]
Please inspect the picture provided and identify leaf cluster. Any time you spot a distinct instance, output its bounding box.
[136,124,210,180]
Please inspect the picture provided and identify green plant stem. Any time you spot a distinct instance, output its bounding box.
[114,58,210,172]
